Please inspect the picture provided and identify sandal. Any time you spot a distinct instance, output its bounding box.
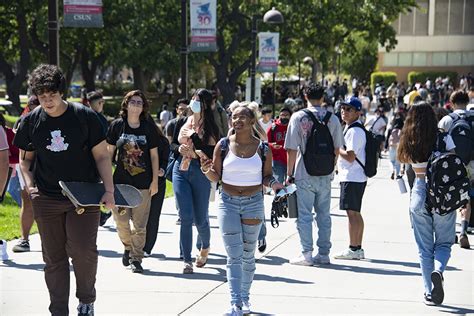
[183,262,193,274]
[195,248,210,268]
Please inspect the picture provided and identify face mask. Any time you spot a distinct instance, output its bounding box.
[190,100,201,113]
[280,118,289,125]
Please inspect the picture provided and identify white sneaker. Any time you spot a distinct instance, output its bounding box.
[334,248,364,260]
[1,240,8,261]
[289,251,313,266]
[224,304,243,316]
[242,301,251,314]
[313,253,330,265]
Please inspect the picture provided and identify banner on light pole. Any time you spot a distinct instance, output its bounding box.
[257,32,279,73]
[190,0,217,52]
[63,0,104,28]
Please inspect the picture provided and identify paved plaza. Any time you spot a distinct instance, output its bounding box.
[1,158,473,315]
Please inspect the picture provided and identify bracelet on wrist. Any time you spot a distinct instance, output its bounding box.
[200,167,211,174]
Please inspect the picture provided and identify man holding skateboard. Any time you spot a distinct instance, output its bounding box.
[14,64,115,316]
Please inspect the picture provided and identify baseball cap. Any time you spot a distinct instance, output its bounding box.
[341,96,362,111]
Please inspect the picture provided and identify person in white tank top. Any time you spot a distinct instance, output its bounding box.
[199,103,283,314]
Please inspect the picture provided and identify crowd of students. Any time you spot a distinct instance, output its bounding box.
[0,64,473,316]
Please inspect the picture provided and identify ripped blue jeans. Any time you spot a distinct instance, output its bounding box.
[409,178,456,295]
[218,191,264,307]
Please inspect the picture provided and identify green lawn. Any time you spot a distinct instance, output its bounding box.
[0,181,174,241]
[0,193,38,241]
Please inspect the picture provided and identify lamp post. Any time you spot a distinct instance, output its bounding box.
[335,45,342,78]
[250,7,284,102]
[180,0,188,98]
[48,0,59,65]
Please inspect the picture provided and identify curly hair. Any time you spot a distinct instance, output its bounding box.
[120,90,150,121]
[28,64,66,96]
[397,102,438,164]
[193,88,220,144]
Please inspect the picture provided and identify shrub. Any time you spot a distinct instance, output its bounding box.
[370,72,397,91]
[408,71,458,86]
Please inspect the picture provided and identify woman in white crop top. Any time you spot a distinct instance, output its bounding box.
[199,103,283,314]
[397,102,457,305]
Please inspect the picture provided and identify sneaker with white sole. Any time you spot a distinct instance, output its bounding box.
[77,302,94,316]
[12,239,30,253]
[242,301,251,314]
[1,240,8,261]
[334,248,365,260]
[224,304,243,316]
[289,251,313,266]
[313,253,330,265]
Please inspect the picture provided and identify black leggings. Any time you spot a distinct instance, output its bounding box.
[143,178,167,254]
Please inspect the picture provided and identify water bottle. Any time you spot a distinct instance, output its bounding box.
[397,175,407,194]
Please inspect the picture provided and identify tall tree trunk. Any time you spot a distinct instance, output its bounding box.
[0,6,30,115]
[132,65,145,91]
[80,48,104,93]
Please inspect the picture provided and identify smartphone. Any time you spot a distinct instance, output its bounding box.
[195,150,210,161]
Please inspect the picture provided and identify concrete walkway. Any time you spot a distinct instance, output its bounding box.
[1,158,473,315]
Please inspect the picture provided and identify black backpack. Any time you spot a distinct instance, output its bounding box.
[447,112,474,165]
[426,132,470,215]
[302,109,335,176]
[345,122,379,178]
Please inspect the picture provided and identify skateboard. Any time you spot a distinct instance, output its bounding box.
[59,181,143,215]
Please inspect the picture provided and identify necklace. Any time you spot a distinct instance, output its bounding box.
[235,142,250,158]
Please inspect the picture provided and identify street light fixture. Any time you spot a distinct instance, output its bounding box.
[250,7,284,102]
[335,45,342,78]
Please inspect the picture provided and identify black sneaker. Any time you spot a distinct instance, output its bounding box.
[99,212,112,227]
[122,250,130,267]
[258,238,267,253]
[77,302,94,316]
[130,260,143,273]
[431,271,444,305]
[12,239,30,253]
[423,293,435,306]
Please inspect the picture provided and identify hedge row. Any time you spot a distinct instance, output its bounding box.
[407,71,458,86]
[370,72,397,91]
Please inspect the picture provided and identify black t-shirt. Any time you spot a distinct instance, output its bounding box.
[13,103,105,197]
[107,118,159,189]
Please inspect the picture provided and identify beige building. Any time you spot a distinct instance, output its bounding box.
[377,0,474,83]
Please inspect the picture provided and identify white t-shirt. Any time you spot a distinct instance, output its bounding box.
[338,121,367,183]
[160,110,173,126]
[259,118,273,133]
[0,126,8,151]
[365,115,387,136]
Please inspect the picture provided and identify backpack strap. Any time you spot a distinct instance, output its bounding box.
[219,137,230,181]
[344,122,366,169]
[70,102,90,150]
[435,131,448,153]
[369,116,381,132]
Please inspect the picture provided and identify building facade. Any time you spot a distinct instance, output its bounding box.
[377,0,474,83]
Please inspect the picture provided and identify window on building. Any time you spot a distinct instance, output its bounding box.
[400,9,415,35]
[413,53,427,66]
[414,0,429,35]
[462,52,474,66]
[399,53,412,66]
[432,52,447,66]
[465,0,474,35]
[449,0,464,35]
[447,52,462,65]
[384,53,398,66]
[434,0,449,35]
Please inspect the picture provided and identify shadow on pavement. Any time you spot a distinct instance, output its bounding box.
[256,255,288,266]
[438,304,474,314]
[1,260,44,271]
[315,262,421,276]
[253,273,313,284]
[366,258,461,271]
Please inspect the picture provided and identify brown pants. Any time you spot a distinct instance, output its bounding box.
[31,189,100,316]
[112,189,151,262]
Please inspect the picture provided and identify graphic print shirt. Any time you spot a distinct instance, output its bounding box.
[13,103,105,197]
[107,118,159,189]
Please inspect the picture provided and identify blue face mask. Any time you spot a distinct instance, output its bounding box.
[190,100,201,113]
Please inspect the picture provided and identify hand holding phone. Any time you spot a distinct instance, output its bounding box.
[195,150,210,161]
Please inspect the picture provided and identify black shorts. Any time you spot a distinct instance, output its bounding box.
[340,182,367,212]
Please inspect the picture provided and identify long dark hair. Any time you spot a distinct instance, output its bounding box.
[194,88,220,144]
[120,90,150,121]
[397,102,438,164]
